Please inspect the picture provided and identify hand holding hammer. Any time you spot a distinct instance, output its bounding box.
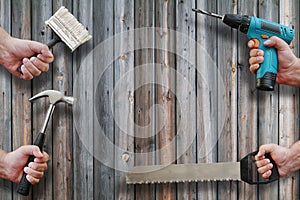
[17,90,74,196]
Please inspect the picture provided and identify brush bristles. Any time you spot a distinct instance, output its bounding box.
[45,6,92,52]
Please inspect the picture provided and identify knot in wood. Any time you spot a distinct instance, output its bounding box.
[122,152,130,162]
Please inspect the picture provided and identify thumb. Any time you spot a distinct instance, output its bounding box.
[258,143,278,155]
[264,36,290,51]
[26,40,49,54]
[18,145,43,158]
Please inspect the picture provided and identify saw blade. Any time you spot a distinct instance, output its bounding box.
[126,162,240,184]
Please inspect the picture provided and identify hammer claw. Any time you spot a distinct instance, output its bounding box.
[29,90,74,105]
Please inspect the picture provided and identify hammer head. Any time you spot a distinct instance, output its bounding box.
[29,90,74,105]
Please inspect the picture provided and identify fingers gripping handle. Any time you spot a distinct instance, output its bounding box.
[17,35,61,74]
[241,151,279,184]
[17,132,46,196]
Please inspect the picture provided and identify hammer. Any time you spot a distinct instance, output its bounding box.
[17,90,74,196]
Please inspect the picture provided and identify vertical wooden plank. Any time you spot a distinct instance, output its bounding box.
[11,1,32,199]
[30,1,53,199]
[176,0,197,199]
[278,0,300,199]
[217,0,238,199]
[237,0,259,199]
[196,0,218,199]
[257,0,280,199]
[0,0,12,199]
[73,0,94,199]
[114,0,135,199]
[155,0,176,199]
[93,0,115,199]
[134,0,156,200]
[52,1,73,200]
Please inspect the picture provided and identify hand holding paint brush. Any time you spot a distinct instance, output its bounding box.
[0,27,54,80]
[0,6,91,80]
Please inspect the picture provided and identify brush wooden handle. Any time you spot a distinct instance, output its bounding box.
[17,132,46,196]
[17,35,61,74]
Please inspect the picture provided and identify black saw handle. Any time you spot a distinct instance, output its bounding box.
[240,150,280,184]
[17,132,46,196]
[17,35,61,74]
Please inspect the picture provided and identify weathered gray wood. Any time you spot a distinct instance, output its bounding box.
[114,0,135,199]
[0,1,299,199]
[0,0,12,199]
[237,0,259,199]
[93,0,115,199]
[11,1,32,199]
[134,0,156,200]
[72,0,94,199]
[155,0,176,199]
[278,0,300,199]
[195,0,218,199]
[52,1,74,200]
[257,0,280,199]
[217,1,238,199]
[176,0,197,199]
[30,1,53,199]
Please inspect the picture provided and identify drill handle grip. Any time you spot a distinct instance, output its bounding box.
[17,132,46,196]
[254,42,278,91]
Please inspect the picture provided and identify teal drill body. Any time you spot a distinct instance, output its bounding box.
[223,14,295,91]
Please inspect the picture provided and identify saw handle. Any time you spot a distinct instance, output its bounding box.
[17,34,61,74]
[17,132,46,196]
[240,150,279,184]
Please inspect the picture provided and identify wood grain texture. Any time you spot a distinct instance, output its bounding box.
[52,1,74,200]
[257,0,280,199]
[0,0,12,199]
[114,0,135,199]
[278,0,300,199]
[176,0,197,199]
[30,1,53,199]
[11,1,32,199]
[92,0,115,199]
[155,0,176,199]
[0,0,298,199]
[237,1,259,199]
[72,0,94,200]
[134,0,156,200]
[217,0,238,199]
[195,0,218,199]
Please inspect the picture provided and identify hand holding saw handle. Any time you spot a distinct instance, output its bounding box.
[126,151,280,184]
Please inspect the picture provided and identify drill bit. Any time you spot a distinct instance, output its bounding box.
[192,8,223,19]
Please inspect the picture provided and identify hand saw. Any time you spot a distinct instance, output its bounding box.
[126,151,279,185]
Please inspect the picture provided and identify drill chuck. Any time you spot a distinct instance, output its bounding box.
[222,14,251,33]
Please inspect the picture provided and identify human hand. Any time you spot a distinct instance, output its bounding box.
[255,144,293,179]
[2,145,49,184]
[0,28,54,80]
[248,36,300,86]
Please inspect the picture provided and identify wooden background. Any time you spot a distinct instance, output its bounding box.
[0,0,299,199]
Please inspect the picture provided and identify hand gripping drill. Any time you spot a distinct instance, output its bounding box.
[193,8,295,91]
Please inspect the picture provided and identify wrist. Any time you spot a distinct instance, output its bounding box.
[290,58,300,82]
[0,28,12,66]
[0,149,9,180]
[286,142,300,173]
[279,58,300,86]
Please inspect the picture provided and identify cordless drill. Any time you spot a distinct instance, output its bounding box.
[193,9,295,91]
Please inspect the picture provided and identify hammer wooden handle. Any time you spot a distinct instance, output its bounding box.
[17,132,46,196]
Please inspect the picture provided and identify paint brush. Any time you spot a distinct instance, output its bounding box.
[18,6,92,73]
